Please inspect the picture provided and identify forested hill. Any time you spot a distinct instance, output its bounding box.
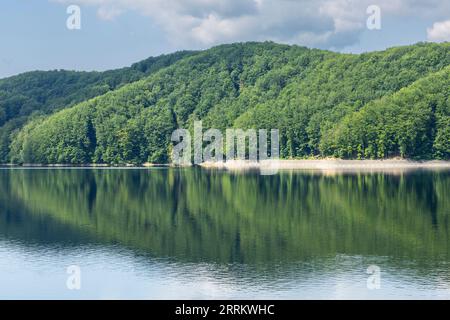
[0,50,196,161]
[2,41,450,164]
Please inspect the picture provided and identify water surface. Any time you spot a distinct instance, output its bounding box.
[0,168,449,299]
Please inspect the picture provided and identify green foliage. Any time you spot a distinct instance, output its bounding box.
[3,42,450,164]
[321,67,450,159]
[0,51,195,162]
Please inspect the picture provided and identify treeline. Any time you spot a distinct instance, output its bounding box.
[2,42,450,164]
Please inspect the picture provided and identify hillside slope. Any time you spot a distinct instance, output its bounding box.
[321,67,450,159]
[0,50,196,162]
[5,42,450,164]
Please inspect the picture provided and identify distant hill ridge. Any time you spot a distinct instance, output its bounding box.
[1,41,449,164]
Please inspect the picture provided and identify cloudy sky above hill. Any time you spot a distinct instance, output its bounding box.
[1,0,449,77]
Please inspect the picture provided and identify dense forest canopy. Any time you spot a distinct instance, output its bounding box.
[1,41,449,164]
[0,50,196,162]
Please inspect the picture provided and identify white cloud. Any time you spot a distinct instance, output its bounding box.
[51,0,450,48]
[427,20,450,42]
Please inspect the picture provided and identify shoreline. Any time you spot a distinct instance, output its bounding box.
[1,159,450,171]
[199,159,450,173]
[199,159,450,170]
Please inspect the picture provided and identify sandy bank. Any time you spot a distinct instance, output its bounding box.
[199,159,450,172]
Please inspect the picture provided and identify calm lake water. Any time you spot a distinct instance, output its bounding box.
[0,168,449,299]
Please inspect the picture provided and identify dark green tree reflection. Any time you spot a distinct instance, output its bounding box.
[0,169,449,264]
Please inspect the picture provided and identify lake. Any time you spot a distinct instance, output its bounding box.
[0,168,449,299]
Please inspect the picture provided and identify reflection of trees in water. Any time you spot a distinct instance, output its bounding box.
[0,169,449,264]
[405,172,439,227]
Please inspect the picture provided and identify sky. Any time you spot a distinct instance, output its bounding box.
[0,0,449,78]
